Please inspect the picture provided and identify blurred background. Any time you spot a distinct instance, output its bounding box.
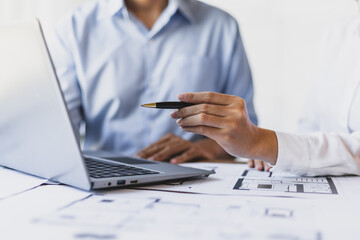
[0,0,357,132]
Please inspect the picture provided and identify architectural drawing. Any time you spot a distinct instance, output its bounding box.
[233,170,337,194]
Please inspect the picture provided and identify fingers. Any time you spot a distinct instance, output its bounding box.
[148,142,188,161]
[178,92,236,105]
[248,159,255,168]
[180,126,221,140]
[254,160,273,172]
[264,162,272,172]
[171,103,228,119]
[248,159,272,172]
[254,160,265,171]
[137,135,192,162]
[136,143,162,159]
[170,148,199,164]
[177,114,226,129]
[136,134,174,158]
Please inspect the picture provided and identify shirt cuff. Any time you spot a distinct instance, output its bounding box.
[271,131,310,175]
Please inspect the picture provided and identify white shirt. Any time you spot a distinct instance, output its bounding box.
[273,15,360,176]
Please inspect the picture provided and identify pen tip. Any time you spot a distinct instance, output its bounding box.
[141,103,156,108]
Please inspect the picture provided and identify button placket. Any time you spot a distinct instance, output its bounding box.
[143,38,158,147]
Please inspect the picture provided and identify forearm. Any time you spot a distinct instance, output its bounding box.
[273,131,360,176]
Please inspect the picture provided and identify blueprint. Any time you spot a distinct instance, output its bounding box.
[31,192,322,240]
[135,163,339,197]
[0,164,359,240]
[233,169,337,194]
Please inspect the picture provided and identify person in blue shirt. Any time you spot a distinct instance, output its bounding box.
[49,0,257,164]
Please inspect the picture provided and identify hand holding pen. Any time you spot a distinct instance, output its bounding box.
[169,92,278,165]
[139,99,231,163]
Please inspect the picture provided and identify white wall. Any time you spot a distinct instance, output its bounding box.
[0,0,357,132]
[0,0,88,33]
[204,0,357,132]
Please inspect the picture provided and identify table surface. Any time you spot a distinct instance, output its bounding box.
[0,160,358,240]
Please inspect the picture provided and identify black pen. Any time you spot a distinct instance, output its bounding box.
[141,101,196,109]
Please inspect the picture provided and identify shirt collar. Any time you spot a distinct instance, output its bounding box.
[158,0,196,24]
[175,0,196,23]
[97,0,195,23]
[97,0,126,21]
[108,0,125,16]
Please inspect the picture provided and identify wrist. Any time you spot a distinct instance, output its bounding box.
[250,128,278,165]
[197,138,233,159]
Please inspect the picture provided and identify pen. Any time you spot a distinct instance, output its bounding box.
[141,101,196,109]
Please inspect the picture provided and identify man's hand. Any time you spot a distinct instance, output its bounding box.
[135,133,231,164]
[171,92,278,164]
[248,159,272,172]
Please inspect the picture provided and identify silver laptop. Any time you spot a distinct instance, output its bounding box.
[0,19,214,190]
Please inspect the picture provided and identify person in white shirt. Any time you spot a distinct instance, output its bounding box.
[170,13,360,176]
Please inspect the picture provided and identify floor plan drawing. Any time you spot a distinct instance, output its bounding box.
[136,163,339,197]
[32,193,322,240]
[233,170,338,195]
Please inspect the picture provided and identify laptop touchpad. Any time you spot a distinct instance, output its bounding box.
[106,157,158,165]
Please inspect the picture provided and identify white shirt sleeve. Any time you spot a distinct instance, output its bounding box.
[272,131,360,176]
[271,16,360,176]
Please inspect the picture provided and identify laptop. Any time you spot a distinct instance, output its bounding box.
[0,19,214,190]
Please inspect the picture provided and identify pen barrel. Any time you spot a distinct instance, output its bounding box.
[156,102,195,109]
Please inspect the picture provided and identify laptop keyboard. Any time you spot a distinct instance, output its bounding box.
[84,158,160,179]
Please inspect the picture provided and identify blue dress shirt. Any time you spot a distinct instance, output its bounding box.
[49,0,257,156]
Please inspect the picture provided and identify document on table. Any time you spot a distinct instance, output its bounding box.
[31,191,322,240]
[134,163,342,198]
[330,176,360,198]
[0,166,47,199]
[0,184,92,239]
